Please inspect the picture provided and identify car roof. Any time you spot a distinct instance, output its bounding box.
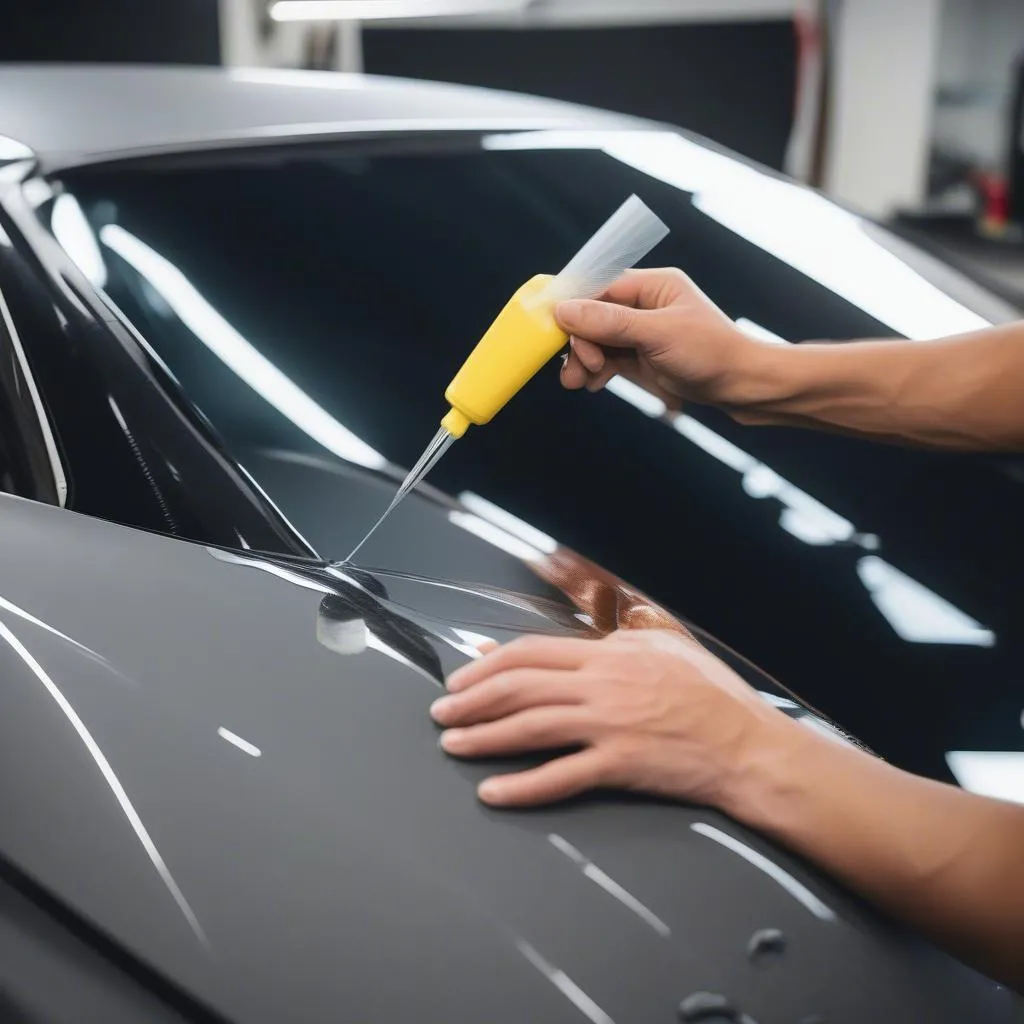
[0,63,644,172]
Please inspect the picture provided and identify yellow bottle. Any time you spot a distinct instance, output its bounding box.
[440,274,566,439]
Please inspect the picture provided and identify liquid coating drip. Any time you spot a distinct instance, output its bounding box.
[343,427,455,564]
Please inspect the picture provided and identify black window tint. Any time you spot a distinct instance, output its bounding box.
[63,141,896,472]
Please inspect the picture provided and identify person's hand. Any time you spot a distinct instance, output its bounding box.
[429,629,798,808]
[556,268,775,409]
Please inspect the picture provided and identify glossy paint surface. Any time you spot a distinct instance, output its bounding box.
[0,64,627,172]
[0,494,1013,1023]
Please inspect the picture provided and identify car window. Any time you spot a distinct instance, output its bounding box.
[0,282,66,505]
[57,133,1010,480]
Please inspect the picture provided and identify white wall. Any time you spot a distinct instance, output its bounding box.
[933,0,1024,168]
[824,0,942,218]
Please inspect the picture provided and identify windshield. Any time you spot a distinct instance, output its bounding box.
[56,131,1012,478]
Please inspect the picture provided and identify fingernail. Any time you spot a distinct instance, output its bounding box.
[478,778,504,803]
[585,378,605,393]
[440,729,464,751]
[429,695,455,722]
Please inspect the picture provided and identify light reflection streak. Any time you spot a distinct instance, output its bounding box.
[99,224,387,471]
[857,556,995,647]
[603,375,667,417]
[0,618,207,945]
[206,548,334,595]
[515,939,616,1024]
[946,751,1024,806]
[484,129,992,339]
[0,594,108,661]
[735,318,789,345]
[547,833,671,938]
[448,510,545,563]
[457,493,558,554]
[217,726,262,758]
[691,821,835,922]
[51,194,106,287]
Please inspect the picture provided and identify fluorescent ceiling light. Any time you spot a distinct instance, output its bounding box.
[946,751,1024,806]
[51,194,106,288]
[857,556,995,647]
[270,0,528,21]
[100,225,386,471]
[457,492,557,554]
[604,375,667,417]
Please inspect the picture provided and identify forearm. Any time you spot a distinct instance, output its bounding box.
[728,322,1024,451]
[724,723,1024,989]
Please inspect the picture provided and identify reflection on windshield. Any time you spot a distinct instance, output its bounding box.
[484,130,992,340]
[856,557,995,647]
[99,225,388,471]
[946,751,1024,806]
[51,193,106,287]
[593,375,995,647]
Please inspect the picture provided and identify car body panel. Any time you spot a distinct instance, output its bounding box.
[0,493,1014,1023]
[0,64,632,172]
[0,66,1019,1019]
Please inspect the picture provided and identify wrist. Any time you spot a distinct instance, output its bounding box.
[716,715,821,833]
[716,335,803,412]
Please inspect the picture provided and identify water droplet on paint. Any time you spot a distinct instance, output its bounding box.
[746,927,786,966]
[678,992,739,1022]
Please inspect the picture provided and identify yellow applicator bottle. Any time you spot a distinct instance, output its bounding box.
[344,195,669,563]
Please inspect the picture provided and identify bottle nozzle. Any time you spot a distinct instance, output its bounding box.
[441,407,471,439]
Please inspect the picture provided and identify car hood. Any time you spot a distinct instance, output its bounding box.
[0,494,1012,1023]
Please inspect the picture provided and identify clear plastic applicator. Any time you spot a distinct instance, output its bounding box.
[344,195,669,563]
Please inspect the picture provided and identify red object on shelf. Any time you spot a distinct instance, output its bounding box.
[975,170,1010,237]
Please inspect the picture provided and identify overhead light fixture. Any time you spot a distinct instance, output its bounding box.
[270,0,529,21]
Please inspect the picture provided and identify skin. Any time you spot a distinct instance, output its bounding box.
[430,269,1024,991]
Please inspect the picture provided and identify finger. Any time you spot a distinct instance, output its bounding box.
[431,669,583,727]
[585,365,620,393]
[439,706,592,758]
[600,267,692,310]
[446,635,594,693]
[560,350,590,390]
[477,749,611,807]
[569,336,606,373]
[475,639,500,655]
[554,298,649,348]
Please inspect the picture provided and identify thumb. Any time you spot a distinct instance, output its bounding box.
[555,298,647,348]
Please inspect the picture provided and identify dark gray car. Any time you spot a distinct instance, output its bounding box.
[0,65,1019,1023]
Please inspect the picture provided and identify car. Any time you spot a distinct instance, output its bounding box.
[0,64,1020,1022]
